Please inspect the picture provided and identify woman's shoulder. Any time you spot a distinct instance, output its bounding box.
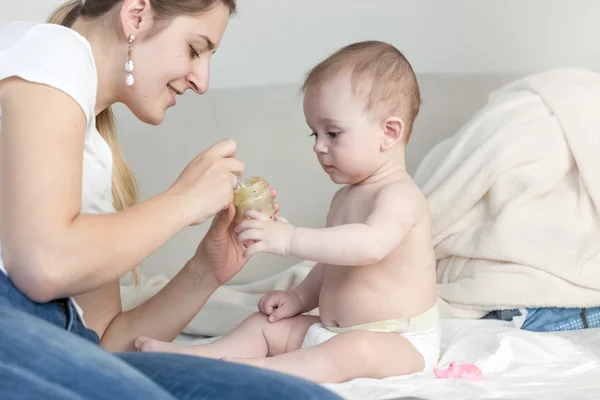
[0,21,98,124]
[0,21,93,55]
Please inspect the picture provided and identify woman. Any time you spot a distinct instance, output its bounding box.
[0,0,341,398]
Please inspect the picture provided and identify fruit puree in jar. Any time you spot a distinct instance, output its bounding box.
[233,177,275,223]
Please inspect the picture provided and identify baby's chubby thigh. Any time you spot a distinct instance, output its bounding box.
[361,331,426,377]
[311,329,426,380]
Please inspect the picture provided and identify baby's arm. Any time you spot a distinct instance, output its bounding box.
[291,263,326,313]
[290,184,418,265]
[258,263,325,322]
[237,182,420,266]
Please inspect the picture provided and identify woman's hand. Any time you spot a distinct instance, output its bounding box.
[192,183,280,285]
[167,139,245,226]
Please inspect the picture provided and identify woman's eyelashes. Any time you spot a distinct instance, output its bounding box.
[189,45,200,58]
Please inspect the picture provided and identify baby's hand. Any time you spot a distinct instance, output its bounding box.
[258,290,302,322]
[235,209,294,258]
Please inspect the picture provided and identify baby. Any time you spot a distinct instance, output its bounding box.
[136,41,440,384]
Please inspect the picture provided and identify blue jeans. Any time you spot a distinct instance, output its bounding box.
[483,307,600,332]
[0,273,341,399]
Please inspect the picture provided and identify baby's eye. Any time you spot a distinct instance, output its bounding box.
[309,132,317,138]
[327,132,340,138]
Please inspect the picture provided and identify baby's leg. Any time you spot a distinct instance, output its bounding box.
[229,330,424,384]
[136,313,319,359]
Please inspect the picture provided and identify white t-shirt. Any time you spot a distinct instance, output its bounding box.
[0,22,116,319]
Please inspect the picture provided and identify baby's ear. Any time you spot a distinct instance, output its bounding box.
[380,116,405,151]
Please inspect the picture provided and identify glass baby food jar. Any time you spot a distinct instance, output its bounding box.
[233,177,276,223]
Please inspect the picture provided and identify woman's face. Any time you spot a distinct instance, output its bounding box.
[121,2,230,125]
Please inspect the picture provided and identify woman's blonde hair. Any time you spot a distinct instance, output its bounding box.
[47,0,237,283]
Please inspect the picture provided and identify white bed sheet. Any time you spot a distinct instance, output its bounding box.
[176,319,600,400]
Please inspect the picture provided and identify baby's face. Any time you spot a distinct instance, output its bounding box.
[303,74,384,184]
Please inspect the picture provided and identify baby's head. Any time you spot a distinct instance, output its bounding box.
[302,41,420,184]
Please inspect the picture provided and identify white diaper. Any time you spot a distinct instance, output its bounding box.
[300,304,441,371]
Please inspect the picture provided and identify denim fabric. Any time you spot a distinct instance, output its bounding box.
[0,273,342,400]
[522,307,600,332]
[0,272,99,343]
[483,306,600,332]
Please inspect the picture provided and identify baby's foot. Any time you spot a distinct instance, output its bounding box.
[134,336,189,354]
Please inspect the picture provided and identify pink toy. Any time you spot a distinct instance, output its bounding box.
[433,361,482,381]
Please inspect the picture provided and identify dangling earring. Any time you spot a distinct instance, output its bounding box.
[125,34,135,86]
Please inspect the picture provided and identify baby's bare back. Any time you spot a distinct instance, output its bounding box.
[318,174,437,328]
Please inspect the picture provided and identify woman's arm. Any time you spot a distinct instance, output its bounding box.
[77,257,220,352]
[81,204,261,352]
[0,78,242,303]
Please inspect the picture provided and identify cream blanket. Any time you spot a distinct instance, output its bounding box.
[414,68,600,318]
